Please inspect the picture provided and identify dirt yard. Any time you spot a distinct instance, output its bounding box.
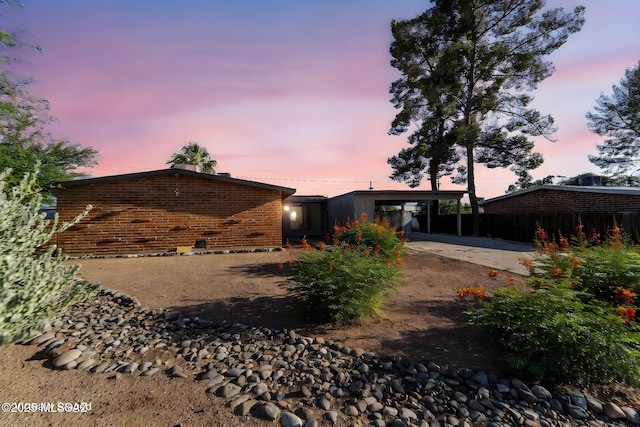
[0,248,637,426]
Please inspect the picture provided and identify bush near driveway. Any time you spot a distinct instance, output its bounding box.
[282,215,405,324]
[468,223,640,386]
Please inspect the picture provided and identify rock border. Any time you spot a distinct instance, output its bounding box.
[22,287,640,427]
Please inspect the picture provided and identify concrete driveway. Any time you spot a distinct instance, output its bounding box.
[405,232,535,275]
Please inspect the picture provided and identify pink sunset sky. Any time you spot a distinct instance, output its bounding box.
[8,0,640,199]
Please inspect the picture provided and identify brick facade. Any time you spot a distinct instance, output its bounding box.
[481,187,640,214]
[54,170,295,255]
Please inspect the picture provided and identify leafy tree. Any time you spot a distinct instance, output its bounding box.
[0,1,97,191]
[167,141,217,174]
[506,175,555,193]
[388,12,461,192]
[587,61,640,177]
[388,0,585,235]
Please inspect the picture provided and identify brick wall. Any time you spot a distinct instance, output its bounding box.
[55,174,285,255]
[482,188,640,214]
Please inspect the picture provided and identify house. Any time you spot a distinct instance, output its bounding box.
[282,195,328,237]
[283,190,467,238]
[479,185,640,214]
[327,190,467,235]
[479,185,640,241]
[53,169,295,255]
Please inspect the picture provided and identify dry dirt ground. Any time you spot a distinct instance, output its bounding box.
[0,248,638,427]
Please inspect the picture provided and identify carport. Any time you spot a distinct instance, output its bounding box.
[327,190,467,236]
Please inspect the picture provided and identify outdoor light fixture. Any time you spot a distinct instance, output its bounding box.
[284,205,290,211]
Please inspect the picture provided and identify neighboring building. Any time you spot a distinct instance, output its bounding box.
[53,169,295,255]
[479,185,640,214]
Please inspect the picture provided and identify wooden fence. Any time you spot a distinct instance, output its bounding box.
[417,212,640,243]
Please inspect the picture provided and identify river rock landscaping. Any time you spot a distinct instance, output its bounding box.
[16,285,640,427]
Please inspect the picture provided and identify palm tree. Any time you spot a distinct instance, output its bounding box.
[167,141,217,174]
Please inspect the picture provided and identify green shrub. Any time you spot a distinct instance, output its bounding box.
[282,216,406,324]
[469,286,640,385]
[573,246,640,302]
[468,223,640,386]
[0,167,92,345]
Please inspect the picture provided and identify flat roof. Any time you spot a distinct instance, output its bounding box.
[330,189,466,201]
[479,185,640,205]
[54,169,296,198]
[480,185,640,205]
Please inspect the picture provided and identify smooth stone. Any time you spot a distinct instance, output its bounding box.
[225,367,245,377]
[304,419,318,427]
[205,375,224,387]
[233,399,258,416]
[400,408,418,420]
[28,332,56,345]
[280,411,303,427]
[622,406,640,424]
[77,358,96,370]
[199,369,218,380]
[251,402,281,421]
[295,407,314,420]
[384,406,398,417]
[584,395,604,414]
[217,383,242,398]
[49,340,77,357]
[531,385,552,400]
[52,349,82,368]
[368,402,384,412]
[603,402,626,419]
[141,367,160,377]
[167,365,187,378]
[317,398,331,410]
[252,382,269,396]
[471,371,489,386]
[343,405,358,416]
[567,392,587,410]
[123,362,139,373]
[324,411,338,424]
[92,362,110,373]
[517,388,538,404]
[62,360,78,370]
[454,391,468,403]
[566,404,589,419]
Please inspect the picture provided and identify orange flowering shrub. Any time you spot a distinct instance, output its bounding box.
[467,221,640,386]
[332,213,405,264]
[457,287,486,300]
[280,214,405,323]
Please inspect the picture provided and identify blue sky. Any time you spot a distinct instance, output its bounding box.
[7,1,640,198]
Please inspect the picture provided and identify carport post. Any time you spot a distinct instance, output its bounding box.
[401,203,413,234]
[457,198,462,236]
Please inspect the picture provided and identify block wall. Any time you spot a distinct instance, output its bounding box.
[482,189,640,214]
[55,174,284,255]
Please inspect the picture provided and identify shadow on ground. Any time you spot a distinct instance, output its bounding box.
[167,294,308,331]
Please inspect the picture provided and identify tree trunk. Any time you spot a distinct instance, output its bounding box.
[429,166,440,218]
[466,145,480,236]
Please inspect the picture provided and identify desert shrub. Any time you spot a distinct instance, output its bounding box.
[469,286,640,385]
[468,223,640,386]
[283,216,405,323]
[0,167,92,345]
[332,213,406,261]
[527,224,640,301]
